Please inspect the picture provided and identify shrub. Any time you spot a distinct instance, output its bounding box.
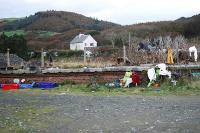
[86,76,100,92]
[57,50,83,58]
[60,80,76,86]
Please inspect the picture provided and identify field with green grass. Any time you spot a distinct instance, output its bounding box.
[0,30,26,37]
[3,79,199,96]
[41,80,200,96]
[0,18,20,23]
[0,30,57,38]
[36,31,57,38]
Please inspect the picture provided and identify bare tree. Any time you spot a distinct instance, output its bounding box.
[118,31,129,46]
[110,32,117,48]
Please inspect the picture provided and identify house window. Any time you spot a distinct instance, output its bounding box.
[85,43,87,46]
[90,43,94,46]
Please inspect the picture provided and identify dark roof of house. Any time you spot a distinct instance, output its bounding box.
[70,34,89,44]
[0,53,25,68]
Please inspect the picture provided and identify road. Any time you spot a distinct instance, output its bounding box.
[0,92,200,133]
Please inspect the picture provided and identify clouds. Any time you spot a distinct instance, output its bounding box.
[0,0,200,25]
[87,0,200,24]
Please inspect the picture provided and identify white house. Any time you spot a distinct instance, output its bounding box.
[70,34,97,51]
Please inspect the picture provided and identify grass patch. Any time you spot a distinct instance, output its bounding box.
[0,30,57,38]
[0,103,71,133]
[157,79,200,96]
[37,31,57,38]
[54,57,115,68]
[1,87,200,97]
[0,18,20,23]
[0,105,54,132]
[45,78,200,96]
[1,79,200,97]
[0,30,25,37]
[48,79,200,96]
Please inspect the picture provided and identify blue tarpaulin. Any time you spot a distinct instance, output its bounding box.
[20,82,35,89]
[35,82,58,89]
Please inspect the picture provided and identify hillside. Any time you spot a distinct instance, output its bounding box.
[0,11,120,32]
[99,14,200,48]
[0,11,199,50]
[102,21,183,38]
[178,14,200,37]
[103,14,200,39]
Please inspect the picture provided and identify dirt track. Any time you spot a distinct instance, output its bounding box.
[0,92,200,133]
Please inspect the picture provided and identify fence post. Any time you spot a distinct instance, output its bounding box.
[84,48,86,64]
[123,45,126,63]
[128,32,131,48]
[176,43,179,64]
[41,48,44,68]
[7,48,10,68]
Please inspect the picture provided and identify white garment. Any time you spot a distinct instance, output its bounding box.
[156,63,166,70]
[147,68,156,82]
[147,64,171,82]
[156,63,171,78]
[189,46,198,62]
[124,78,132,88]
[13,78,20,84]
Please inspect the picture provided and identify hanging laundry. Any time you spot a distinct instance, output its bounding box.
[167,47,174,64]
[189,46,198,62]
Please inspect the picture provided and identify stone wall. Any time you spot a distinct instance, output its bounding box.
[0,72,125,84]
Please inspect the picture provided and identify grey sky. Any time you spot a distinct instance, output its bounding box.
[0,0,200,25]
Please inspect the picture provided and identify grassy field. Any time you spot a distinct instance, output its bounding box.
[43,80,200,96]
[53,57,116,68]
[36,31,57,38]
[0,18,20,23]
[2,79,200,96]
[0,30,26,37]
[54,59,115,68]
[0,30,57,38]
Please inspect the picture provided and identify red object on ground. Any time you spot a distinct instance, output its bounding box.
[130,72,141,85]
[1,84,20,90]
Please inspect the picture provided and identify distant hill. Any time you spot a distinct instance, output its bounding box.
[177,14,200,37]
[0,11,120,32]
[116,13,200,36]
[176,14,200,22]
[100,14,200,46]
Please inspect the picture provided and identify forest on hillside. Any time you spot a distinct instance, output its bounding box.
[0,33,29,59]
[0,11,120,32]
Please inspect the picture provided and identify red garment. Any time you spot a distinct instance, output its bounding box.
[130,72,140,85]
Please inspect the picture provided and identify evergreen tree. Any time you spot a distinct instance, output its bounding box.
[0,33,29,60]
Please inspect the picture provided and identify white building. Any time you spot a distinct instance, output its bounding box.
[70,34,97,51]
